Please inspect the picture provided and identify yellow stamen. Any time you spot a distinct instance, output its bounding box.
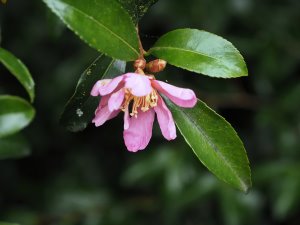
[121,89,158,117]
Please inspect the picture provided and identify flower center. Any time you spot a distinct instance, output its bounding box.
[121,88,158,117]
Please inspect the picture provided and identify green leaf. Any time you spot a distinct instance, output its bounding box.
[0,48,35,102]
[43,0,140,61]
[117,0,159,24]
[0,134,31,160]
[0,95,35,138]
[60,54,126,132]
[149,29,248,78]
[165,98,251,192]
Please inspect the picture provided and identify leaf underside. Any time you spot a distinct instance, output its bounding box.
[60,54,126,132]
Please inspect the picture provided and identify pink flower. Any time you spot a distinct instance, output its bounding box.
[91,73,197,152]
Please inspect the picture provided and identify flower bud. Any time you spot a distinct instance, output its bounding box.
[146,59,167,73]
[134,59,146,70]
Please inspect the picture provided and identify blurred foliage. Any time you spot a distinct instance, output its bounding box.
[0,0,299,225]
[0,34,35,160]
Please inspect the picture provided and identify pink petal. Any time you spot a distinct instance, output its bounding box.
[108,88,125,112]
[154,96,176,140]
[123,109,155,152]
[125,73,152,97]
[91,79,111,96]
[99,75,125,96]
[107,110,120,120]
[152,80,197,108]
[123,106,130,130]
[98,95,109,108]
[92,96,120,127]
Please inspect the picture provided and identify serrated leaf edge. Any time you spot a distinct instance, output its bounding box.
[149,28,248,78]
[170,99,251,192]
[43,0,140,61]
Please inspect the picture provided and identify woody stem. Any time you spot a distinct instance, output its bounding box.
[136,26,146,59]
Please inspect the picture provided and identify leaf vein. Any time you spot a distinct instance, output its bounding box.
[150,46,232,70]
[177,107,247,190]
[59,2,139,57]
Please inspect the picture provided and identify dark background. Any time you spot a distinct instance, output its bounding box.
[0,0,300,224]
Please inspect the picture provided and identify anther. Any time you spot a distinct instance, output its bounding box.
[121,89,159,117]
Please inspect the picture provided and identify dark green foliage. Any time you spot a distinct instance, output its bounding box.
[0,0,299,225]
[0,96,35,138]
[166,98,251,192]
[149,29,248,78]
[0,48,35,159]
[47,0,251,188]
[0,48,35,102]
[0,134,30,160]
[117,0,159,23]
[43,0,140,61]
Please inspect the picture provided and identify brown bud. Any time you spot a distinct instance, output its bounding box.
[146,59,167,73]
[134,59,146,70]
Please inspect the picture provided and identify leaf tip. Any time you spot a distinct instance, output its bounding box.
[241,182,252,194]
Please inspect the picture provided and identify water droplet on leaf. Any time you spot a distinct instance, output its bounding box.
[76,108,84,117]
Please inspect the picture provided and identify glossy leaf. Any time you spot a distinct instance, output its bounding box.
[0,134,31,160]
[149,29,248,78]
[165,98,251,192]
[60,54,126,132]
[118,0,159,24]
[43,0,140,61]
[0,95,35,138]
[0,48,35,102]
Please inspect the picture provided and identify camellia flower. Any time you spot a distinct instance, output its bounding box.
[91,72,197,152]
